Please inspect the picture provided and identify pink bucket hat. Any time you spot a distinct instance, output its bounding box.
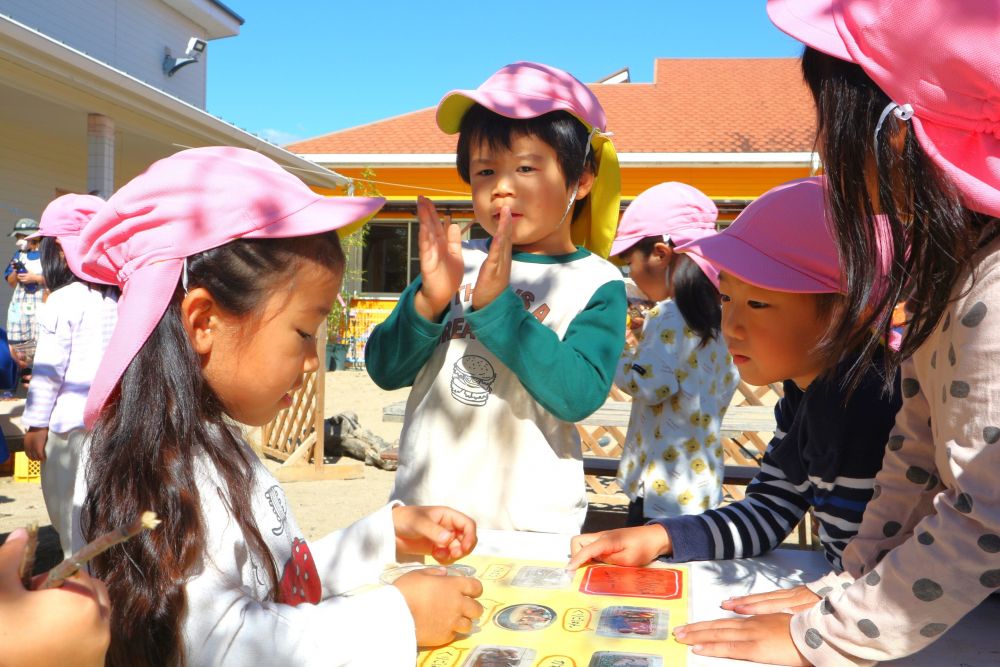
[78,146,385,428]
[436,61,621,258]
[610,182,720,286]
[677,177,844,293]
[28,193,110,284]
[767,0,1000,219]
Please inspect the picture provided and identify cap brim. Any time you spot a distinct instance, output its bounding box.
[609,234,644,258]
[679,233,839,293]
[24,231,43,240]
[912,117,1000,219]
[84,259,181,428]
[767,0,852,62]
[241,195,385,242]
[436,89,595,135]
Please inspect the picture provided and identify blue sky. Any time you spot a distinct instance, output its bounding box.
[206,1,804,146]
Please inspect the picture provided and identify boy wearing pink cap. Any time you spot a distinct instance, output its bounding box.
[70,147,484,665]
[672,2,1000,665]
[608,182,739,523]
[569,177,900,588]
[21,194,118,559]
[366,62,626,533]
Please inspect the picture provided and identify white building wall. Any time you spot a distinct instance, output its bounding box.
[0,0,214,107]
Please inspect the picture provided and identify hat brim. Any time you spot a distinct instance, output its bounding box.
[83,194,386,428]
[678,233,840,294]
[767,0,852,62]
[436,90,595,135]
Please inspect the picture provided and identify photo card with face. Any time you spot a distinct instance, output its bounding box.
[595,606,669,641]
[463,645,536,667]
[588,651,664,667]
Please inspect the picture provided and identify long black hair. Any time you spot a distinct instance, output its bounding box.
[81,231,344,666]
[39,236,118,296]
[800,47,995,392]
[630,236,721,347]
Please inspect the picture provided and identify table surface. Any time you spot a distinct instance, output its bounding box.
[383,400,777,436]
[473,529,1000,667]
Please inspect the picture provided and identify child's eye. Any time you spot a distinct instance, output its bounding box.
[475,169,494,177]
[297,329,314,341]
[516,165,535,173]
[719,294,731,303]
[747,300,769,309]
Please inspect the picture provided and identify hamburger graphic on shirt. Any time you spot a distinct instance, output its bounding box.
[451,355,497,406]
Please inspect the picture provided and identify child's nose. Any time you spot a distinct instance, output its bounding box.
[303,350,319,374]
[491,173,514,199]
[720,304,743,340]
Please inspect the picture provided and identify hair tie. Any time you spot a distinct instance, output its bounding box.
[874,102,914,147]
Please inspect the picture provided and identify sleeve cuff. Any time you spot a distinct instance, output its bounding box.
[465,287,523,331]
[791,605,874,667]
[398,278,447,339]
[649,515,713,563]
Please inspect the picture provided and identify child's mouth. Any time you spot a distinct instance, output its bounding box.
[732,354,750,365]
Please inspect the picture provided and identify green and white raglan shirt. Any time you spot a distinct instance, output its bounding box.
[366,239,626,534]
[615,298,739,518]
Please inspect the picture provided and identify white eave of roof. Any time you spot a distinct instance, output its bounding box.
[298,152,819,169]
[0,14,348,189]
[161,0,244,39]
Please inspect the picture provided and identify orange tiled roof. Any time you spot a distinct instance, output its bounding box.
[288,58,816,155]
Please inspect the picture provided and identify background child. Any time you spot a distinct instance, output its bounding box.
[0,527,110,666]
[366,62,626,533]
[71,147,484,666]
[610,182,738,524]
[21,193,118,559]
[673,3,1000,664]
[569,177,901,578]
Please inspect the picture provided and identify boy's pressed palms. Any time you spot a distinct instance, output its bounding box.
[414,196,464,320]
[471,207,513,311]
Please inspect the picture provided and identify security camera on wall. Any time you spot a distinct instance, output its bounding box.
[163,36,207,77]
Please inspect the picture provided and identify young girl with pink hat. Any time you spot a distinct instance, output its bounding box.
[567,177,900,584]
[672,2,1000,665]
[21,193,119,560]
[607,182,739,524]
[366,62,626,533]
[70,147,483,665]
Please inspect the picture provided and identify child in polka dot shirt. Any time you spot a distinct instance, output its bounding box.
[570,177,900,576]
[663,3,1000,665]
[610,183,738,523]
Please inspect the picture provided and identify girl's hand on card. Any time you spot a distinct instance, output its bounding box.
[471,206,513,311]
[413,196,464,321]
[673,613,809,666]
[392,505,477,563]
[567,525,672,570]
[0,529,111,667]
[393,569,484,647]
[721,585,821,615]
[23,427,48,462]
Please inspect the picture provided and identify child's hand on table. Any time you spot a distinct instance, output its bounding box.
[721,585,821,615]
[673,613,810,666]
[413,196,464,321]
[392,505,477,563]
[0,528,111,667]
[392,568,484,647]
[567,525,672,570]
[471,206,513,311]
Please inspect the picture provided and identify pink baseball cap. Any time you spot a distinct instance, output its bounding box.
[676,177,843,293]
[436,61,621,258]
[768,0,1000,219]
[78,146,385,428]
[29,193,110,284]
[610,182,720,285]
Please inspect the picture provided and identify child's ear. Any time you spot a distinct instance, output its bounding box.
[651,242,674,264]
[181,287,217,354]
[574,168,596,200]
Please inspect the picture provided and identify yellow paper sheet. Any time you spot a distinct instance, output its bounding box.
[417,556,689,667]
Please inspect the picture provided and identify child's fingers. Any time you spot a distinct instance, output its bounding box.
[0,528,28,589]
[566,536,614,570]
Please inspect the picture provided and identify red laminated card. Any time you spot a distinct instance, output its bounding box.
[580,565,683,600]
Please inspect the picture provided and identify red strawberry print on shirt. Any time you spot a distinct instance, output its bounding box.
[279,537,321,605]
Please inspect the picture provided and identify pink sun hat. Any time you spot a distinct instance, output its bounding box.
[676,177,844,293]
[28,193,111,284]
[610,182,720,286]
[767,0,1000,219]
[435,61,621,258]
[78,146,385,428]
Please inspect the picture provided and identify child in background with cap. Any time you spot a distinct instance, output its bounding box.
[569,178,901,581]
[21,194,119,559]
[672,3,1000,665]
[71,147,483,666]
[5,217,45,377]
[366,62,626,533]
[609,182,738,525]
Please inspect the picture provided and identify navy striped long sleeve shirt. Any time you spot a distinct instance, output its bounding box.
[654,349,901,571]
